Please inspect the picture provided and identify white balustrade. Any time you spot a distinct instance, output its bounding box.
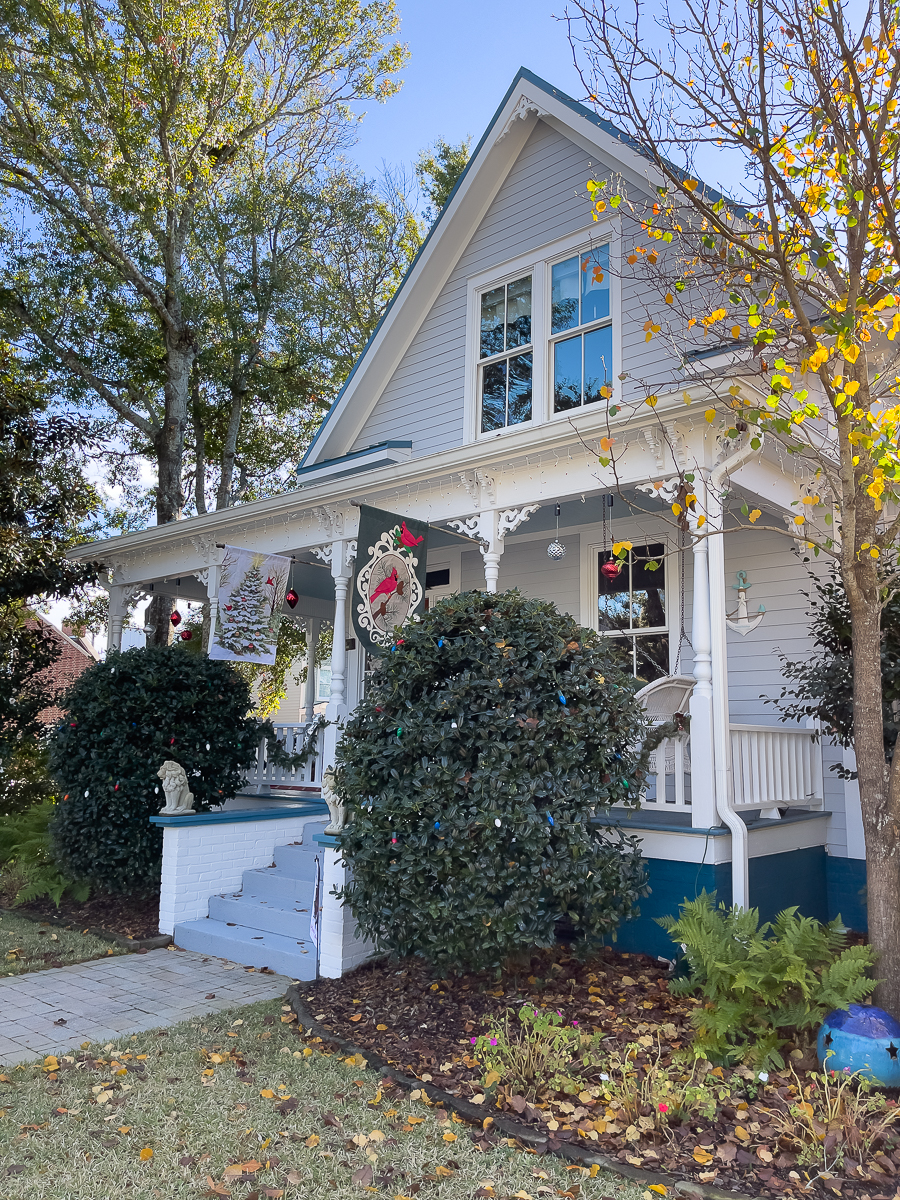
[729,724,823,814]
[242,722,320,795]
[639,724,823,818]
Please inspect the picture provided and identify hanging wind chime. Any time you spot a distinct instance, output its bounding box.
[547,503,566,559]
[285,557,299,609]
[600,494,621,580]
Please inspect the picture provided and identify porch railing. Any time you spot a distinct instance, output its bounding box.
[241,722,320,794]
[641,724,823,816]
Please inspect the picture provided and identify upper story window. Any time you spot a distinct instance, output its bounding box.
[551,246,612,414]
[479,275,533,432]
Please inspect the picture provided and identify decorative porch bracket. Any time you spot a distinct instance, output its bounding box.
[446,504,540,593]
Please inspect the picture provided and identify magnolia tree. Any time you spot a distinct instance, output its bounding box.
[567,0,900,1010]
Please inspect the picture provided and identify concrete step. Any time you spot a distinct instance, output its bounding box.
[208,891,315,938]
[173,918,317,980]
[272,842,325,879]
[240,865,320,902]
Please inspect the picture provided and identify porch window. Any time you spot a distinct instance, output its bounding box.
[551,246,612,413]
[479,275,533,432]
[597,542,668,683]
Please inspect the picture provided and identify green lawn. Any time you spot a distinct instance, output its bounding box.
[0,997,643,1200]
[0,910,126,976]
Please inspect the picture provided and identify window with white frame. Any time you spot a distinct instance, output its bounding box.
[551,245,612,414]
[597,542,668,683]
[478,275,533,432]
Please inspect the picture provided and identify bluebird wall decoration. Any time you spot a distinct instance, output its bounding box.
[817,1004,900,1086]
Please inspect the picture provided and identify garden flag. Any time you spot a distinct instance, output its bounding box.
[352,505,429,655]
[210,545,291,665]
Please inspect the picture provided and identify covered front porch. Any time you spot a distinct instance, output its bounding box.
[78,414,846,975]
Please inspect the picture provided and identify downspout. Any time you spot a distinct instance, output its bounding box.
[706,440,760,909]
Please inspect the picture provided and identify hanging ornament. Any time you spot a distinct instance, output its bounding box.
[180,629,192,641]
[548,502,566,560]
[601,559,622,581]
[285,587,299,609]
[600,493,620,580]
[170,609,182,627]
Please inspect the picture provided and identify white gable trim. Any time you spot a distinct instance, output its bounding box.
[302,71,666,469]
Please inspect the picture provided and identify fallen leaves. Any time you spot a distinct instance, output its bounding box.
[139,1147,153,1161]
[304,1133,320,1148]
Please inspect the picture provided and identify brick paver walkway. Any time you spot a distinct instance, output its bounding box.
[0,948,291,1065]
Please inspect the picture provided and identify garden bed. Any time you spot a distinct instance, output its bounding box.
[0,886,162,942]
[303,946,900,1200]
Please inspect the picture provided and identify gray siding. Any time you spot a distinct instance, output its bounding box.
[459,535,580,618]
[350,121,680,457]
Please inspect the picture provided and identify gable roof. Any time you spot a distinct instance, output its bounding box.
[299,67,670,470]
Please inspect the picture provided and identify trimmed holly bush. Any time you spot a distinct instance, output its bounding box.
[48,645,304,893]
[336,589,660,972]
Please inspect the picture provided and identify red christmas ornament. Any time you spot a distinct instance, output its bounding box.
[285,588,299,609]
[180,629,193,641]
[601,559,622,581]
[170,609,182,627]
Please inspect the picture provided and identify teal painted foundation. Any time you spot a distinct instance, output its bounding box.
[611,846,829,959]
[825,855,867,932]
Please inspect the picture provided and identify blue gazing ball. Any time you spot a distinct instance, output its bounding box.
[817,1004,900,1086]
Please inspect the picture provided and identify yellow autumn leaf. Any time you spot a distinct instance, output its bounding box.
[731,325,741,338]
[671,502,682,516]
[748,509,761,523]
[705,408,716,423]
[260,1089,275,1098]
[645,394,658,406]
[649,1188,668,1196]
[665,292,674,304]
[484,1070,501,1087]
[305,1133,320,1148]
[692,1147,713,1164]
[696,514,706,528]
[376,1024,388,1031]
[406,1116,425,1125]
[735,1126,751,1141]
[443,1131,458,1142]
[870,546,880,557]
[139,1147,153,1161]
[842,343,860,363]
[599,436,615,451]
[612,540,632,555]
[436,1165,455,1177]
[684,179,698,191]
[794,514,805,525]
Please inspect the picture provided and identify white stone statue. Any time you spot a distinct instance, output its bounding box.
[157,760,195,815]
[322,766,345,834]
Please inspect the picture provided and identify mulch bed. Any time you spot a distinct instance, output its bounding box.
[304,946,900,1200]
[4,888,162,940]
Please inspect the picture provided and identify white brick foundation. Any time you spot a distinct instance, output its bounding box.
[316,839,374,978]
[153,810,323,936]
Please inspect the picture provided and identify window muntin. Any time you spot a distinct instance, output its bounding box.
[597,543,668,682]
[479,275,533,432]
[551,246,611,414]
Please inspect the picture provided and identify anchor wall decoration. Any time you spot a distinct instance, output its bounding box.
[726,570,766,635]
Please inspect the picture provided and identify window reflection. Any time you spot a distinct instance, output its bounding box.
[598,544,667,682]
[551,244,612,414]
[479,275,533,431]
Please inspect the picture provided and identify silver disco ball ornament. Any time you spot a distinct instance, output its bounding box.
[547,539,567,560]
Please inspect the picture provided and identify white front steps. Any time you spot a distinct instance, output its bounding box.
[173,821,327,980]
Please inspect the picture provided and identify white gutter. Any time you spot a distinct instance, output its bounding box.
[706,439,761,909]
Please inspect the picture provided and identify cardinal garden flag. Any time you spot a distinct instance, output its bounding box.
[210,546,291,665]
[352,506,429,655]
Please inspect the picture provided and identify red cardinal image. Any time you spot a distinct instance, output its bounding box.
[370,568,400,602]
[399,521,424,549]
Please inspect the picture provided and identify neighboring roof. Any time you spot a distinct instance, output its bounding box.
[26,615,98,725]
[299,67,673,471]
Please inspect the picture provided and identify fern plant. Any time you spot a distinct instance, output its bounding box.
[659,892,877,1068]
[0,799,90,907]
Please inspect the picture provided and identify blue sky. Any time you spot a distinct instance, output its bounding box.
[347,0,585,181]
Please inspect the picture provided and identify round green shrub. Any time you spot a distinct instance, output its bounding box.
[49,645,271,892]
[336,589,658,972]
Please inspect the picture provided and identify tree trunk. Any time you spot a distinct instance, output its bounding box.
[844,556,900,1013]
[146,330,195,647]
[216,380,244,510]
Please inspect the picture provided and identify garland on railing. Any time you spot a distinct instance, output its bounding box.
[260,714,327,770]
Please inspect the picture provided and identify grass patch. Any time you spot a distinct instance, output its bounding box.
[0,997,642,1200]
[0,911,126,976]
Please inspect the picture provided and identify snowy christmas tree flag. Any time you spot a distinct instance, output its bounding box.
[210,546,290,665]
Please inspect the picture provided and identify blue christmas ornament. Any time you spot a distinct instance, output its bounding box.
[438,639,444,648]
[546,812,555,826]
[817,1004,900,1086]
[558,692,566,705]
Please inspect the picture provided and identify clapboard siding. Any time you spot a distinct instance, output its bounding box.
[350,121,679,456]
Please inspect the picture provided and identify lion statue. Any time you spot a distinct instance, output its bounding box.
[322,766,345,834]
[157,760,195,815]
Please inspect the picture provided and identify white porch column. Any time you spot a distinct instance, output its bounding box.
[688,490,718,829]
[322,539,353,774]
[302,617,322,723]
[106,584,129,653]
[481,509,502,593]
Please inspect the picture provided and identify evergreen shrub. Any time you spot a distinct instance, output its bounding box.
[336,589,663,972]
[48,645,309,893]
[660,892,878,1067]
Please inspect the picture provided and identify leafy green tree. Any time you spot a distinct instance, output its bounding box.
[0,348,100,814]
[0,0,405,638]
[569,0,900,1012]
[415,137,471,220]
[336,589,663,973]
